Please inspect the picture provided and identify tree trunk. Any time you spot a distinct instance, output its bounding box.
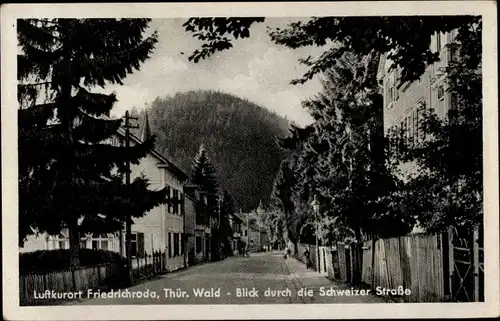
[352,227,363,285]
[68,218,80,268]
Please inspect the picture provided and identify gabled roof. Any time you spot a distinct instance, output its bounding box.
[115,127,188,182]
[230,212,243,223]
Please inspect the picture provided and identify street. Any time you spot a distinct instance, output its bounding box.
[73,252,385,305]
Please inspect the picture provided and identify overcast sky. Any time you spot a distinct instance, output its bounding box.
[106,18,325,127]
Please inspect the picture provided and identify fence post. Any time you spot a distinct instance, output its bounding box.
[447,228,454,300]
[371,238,376,289]
[472,226,480,302]
[71,268,76,291]
[136,256,140,279]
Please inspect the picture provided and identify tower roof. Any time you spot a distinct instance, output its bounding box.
[140,112,152,142]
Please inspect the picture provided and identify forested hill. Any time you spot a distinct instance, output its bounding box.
[131,90,291,211]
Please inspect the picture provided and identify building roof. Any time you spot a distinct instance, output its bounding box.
[230,212,243,223]
[115,127,188,182]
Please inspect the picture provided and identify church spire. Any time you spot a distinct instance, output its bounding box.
[140,111,152,142]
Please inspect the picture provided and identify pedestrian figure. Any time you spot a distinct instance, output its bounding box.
[301,247,311,269]
[283,246,288,259]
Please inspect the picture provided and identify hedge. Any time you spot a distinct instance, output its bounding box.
[20,248,127,274]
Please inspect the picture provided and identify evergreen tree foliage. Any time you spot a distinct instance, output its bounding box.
[18,18,167,267]
[189,144,222,260]
[191,144,218,196]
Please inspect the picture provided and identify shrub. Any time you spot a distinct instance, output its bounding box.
[20,249,127,274]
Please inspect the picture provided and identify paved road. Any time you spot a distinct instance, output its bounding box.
[73,252,384,305]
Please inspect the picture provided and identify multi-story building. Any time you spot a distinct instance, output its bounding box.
[184,184,211,265]
[377,30,461,232]
[20,113,190,272]
[228,212,243,255]
[239,213,268,252]
[378,30,459,161]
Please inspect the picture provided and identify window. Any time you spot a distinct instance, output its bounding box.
[179,193,184,215]
[167,186,172,213]
[196,236,202,253]
[416,101,426,141]
[59,240,67,249]
[80,240,87,249]
[173,233,179,256]
[436,32,442,51]
[131,232,144,257]
[90,233,111,251]
[173,190,179,214]
[244,230,247,237]
[450,45,460,63]
[406,116,412,146]
[168,232,172,257]
[398,122,405,149]
[437,85,445,101]
[181,233,185,255]
[412,109,418,146]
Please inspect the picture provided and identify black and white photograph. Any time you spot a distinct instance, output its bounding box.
[1,1,498,320]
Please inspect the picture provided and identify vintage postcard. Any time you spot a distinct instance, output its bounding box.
[1,1,499,320]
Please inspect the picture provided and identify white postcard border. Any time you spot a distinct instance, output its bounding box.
[2,1,498,320]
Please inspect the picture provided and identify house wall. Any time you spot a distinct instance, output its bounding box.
[193,229,211,263]
[20,133,188,273]
[380,31,457,234]
[163,171,186,271]
[184,195,197,266]
[127,154,167,256]
[242,225,262,252]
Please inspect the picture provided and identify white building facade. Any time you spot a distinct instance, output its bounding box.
[377,30,460,233]
[20,117,190,272]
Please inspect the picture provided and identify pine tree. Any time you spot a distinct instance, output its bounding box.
[18,18,167,267]
[191,144,218,196]
[190,144,220,259]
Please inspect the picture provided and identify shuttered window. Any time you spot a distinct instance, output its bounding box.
[130,232,144,257]
[137,232,144,257]
[173,233,179,256]
[180,194,185,216]
[196,236,202,253]
[173,190,179,214]
[181,233,184,255]
[168,232,172,257]
[167,186,172,213]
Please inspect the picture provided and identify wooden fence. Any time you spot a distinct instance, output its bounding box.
[297,233,446,302]
[20,250,168,305]
[362,234,445,302]
[20,263,121,305]
[131,250,167,281]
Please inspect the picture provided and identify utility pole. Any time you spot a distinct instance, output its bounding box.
[123,110,138,285]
